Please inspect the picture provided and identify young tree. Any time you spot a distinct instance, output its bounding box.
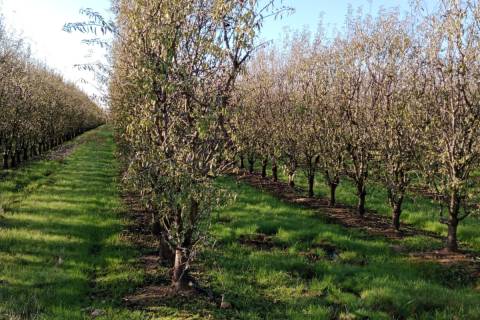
[331,19,376,216]
[111,0,278,290]
[420,0,480,251]
[367,11,422,230]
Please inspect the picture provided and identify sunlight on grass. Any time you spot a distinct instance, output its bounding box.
[203,176,480,319]
[0,127,144,320]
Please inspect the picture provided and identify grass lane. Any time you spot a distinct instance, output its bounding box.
[0,126,144,320]
[1,127,478,319]
[251,163,480,252]
[201,176,480,319]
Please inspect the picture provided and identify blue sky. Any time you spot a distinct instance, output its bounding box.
[0,0,432,100]
[261,0,418,41]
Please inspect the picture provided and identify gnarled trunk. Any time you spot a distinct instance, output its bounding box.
[239,155,245,169]
[11,153,17,168]
[152,220,174,265]
[446,220,458,252]
[271,157,278,181]
[288,170,295,187]
[248,157,255,174]
[3,154,9,169]
[172,248,188,291]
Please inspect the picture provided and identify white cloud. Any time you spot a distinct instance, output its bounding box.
[1,0,112,105]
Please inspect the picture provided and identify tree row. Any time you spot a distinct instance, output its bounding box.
[233,1,480,252]
[0,19,105,168]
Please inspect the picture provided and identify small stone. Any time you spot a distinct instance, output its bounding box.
[91,309,105,317]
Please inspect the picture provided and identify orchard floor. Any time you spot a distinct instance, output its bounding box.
[0,127,144,319]
[0,127,479,319]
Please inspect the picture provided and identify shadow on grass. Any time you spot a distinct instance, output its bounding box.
[186,176,480,320]
[0,127,143,320]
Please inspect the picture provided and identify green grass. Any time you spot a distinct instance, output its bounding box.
[254,164,480,252]
[1,128,479,319]
[200,176,480,319]
[0,126,145,319]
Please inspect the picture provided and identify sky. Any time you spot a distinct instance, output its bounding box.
[0,0,433,104]
[261,0,427,41]
[1,0,112,103]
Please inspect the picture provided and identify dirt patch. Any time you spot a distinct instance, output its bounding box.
[238,233,288,250]
[120,192,222,311]
[121,193,159,253]
[300,250,323,262]
[123,285,198,307]
[43,142,77,161]
[300,242,340,262]
[410,249,480,287]
[411,249,480,277]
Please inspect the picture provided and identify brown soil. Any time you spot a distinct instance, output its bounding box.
[121,193,159,253]
[43,142,78,161]
[300,243,339,262]
[235,172,441,240]
[233,171,480,273]
[123,285,198,307]
[238,233,288,250]
[410,249,480,277]
[120,192,217,309]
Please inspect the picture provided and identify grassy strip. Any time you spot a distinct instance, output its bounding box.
[1,127,478,319]
[199,176,480,319]
[0,126,144,319]
[252,163,480,252]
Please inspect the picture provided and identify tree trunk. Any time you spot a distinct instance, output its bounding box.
[357,183,366,216]
[446,220,458,252]
[3,154,9,169]
[248,158,254,174]
[152,220,174,265]
[272,162,278,182]
[240,155,245,169]
[329,182,338,206]
[172,248,188,291]
[11,153,17,168]
[446,192,460,252]
[261,159,267,178]
[391,198,403,231]
[288,171,295,187]
[308,174,315,197]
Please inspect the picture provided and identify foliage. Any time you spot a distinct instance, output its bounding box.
[233,0,480,251]
[0,18,104,170]
[109,0,285,289]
